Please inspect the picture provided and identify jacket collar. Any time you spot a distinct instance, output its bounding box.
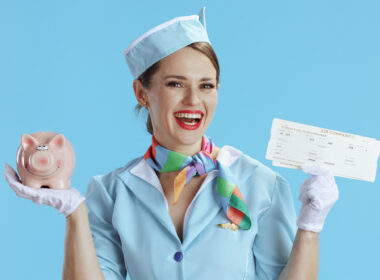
[118,145,242,248]
[129,145,242,190]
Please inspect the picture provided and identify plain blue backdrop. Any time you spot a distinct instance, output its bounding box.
[1,1,379,279]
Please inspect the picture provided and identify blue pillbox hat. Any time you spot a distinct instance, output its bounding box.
[122,7,211,79]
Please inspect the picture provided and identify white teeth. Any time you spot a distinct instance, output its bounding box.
[183,121,196,125]
[174,112,202,119]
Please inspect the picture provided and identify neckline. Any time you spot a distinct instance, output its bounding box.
[127,145,242,205]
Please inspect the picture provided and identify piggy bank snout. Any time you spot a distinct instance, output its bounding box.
[29,152,56,174]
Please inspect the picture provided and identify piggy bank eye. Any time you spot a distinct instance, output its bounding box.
[36,145,48,151]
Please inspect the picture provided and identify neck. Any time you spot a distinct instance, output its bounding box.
[154,136,203,156]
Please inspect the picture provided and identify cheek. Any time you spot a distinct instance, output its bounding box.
[149,101,165,120]
[146,95,161,118]
[150,93,178,117]
[148,99,172,128]
[206,95,218,114]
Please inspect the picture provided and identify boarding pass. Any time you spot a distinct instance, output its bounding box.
[266,118,379,182]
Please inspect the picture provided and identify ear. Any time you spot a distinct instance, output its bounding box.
[49,134,66,150]
[21,134,38,151]
[133,79,149,107]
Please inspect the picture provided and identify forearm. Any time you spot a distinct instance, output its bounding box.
[279,229,319,280]
[62,202,104,280]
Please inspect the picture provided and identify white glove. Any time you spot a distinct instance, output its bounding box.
[4,163,85,217]
[296,165,339,232]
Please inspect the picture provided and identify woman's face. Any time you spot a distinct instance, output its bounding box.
[144,47,218,153]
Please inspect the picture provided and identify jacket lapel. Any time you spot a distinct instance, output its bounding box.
[117,145,243,247]
[182,145,242,249]
[182,169,220,249]
[118,158,180,242]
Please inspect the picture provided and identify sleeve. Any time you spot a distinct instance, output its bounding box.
[253,173,297,280]
[85,176,127,280]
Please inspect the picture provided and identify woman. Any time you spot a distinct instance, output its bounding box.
[4,7,339,280]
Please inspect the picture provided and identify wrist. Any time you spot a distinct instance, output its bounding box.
[296,220,324,233]
[66,201,87,222]
[297,228,320,239]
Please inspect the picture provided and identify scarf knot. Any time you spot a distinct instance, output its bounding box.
[188,161,206,176]
[144,136,251,230]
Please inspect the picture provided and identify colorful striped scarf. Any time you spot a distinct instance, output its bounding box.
[144,136,251,230]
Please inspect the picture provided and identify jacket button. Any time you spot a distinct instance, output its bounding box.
[174,251,183,262]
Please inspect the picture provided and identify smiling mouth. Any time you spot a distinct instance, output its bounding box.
[174,112,203,125]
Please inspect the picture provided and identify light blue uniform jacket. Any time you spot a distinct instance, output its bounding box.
[85,145,297,280]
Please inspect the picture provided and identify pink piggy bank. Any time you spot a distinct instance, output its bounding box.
[16,132,75,189]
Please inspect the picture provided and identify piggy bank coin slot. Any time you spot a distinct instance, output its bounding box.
[41,185,50,189]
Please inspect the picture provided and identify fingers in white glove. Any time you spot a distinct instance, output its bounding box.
[300,165,336,187]
[4,163,85,217]
[296,165,339,232]
[301,165,332,176]
[298,188,323,209]
[4,163,41,201]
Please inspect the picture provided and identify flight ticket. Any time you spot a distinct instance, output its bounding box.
[266,118,379,182]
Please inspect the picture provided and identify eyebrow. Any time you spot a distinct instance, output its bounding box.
[164,75,215,82]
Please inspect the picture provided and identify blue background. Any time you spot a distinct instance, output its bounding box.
[1,0,379,279]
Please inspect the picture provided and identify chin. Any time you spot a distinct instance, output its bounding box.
[177,134,203,145]
[153,120,208,148]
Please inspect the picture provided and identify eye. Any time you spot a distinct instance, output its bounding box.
[202,83,215,89]
[167,81,183,88]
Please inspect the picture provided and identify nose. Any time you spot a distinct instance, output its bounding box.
[183,85,201,105]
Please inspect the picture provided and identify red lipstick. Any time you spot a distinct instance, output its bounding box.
[174,110,203,130]
[174,110,204,115]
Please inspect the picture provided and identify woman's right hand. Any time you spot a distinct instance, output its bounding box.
[4,163,85,218]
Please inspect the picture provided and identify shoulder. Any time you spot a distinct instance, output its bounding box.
[219,145,279,183]
[86,156,143,199]
[220,145,289,200]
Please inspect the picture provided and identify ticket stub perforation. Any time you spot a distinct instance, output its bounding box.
[266,118,379,182]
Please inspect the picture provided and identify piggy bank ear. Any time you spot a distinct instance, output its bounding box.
[21,134,38,150]
[49,134,66,150]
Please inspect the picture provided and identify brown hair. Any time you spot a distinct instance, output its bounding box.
[135,42,220,134]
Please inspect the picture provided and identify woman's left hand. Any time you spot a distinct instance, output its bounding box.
[296,165,339,232]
